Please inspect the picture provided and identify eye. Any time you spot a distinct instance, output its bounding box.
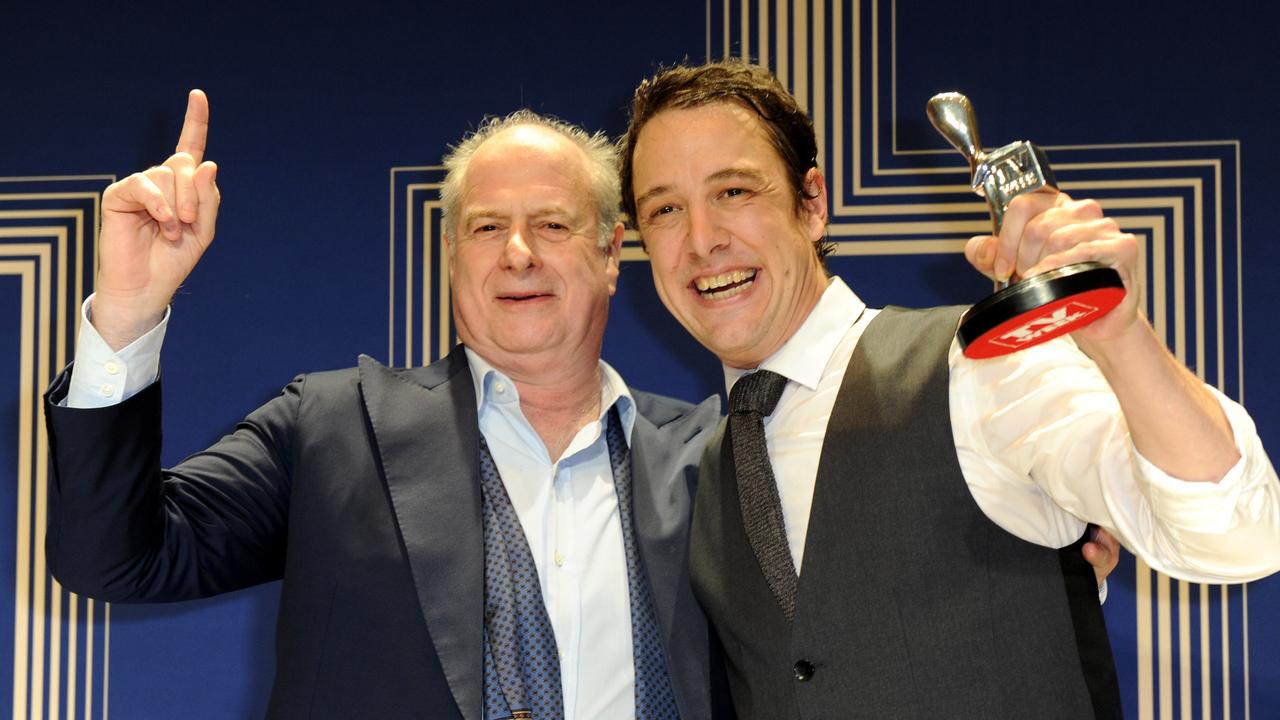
[538,220,573,239]
[468,221,502,235]
[637,198,681,229]
[722,187,749,199]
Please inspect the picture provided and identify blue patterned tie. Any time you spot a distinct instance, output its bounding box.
[603,409,681,720]
[479,438,563,720]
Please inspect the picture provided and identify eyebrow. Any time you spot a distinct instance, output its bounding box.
[632,185,672,214]
[634,166,771,211]
[462,205,578,227]
[462,208,504,228]
[528,205,576,220]
[706,167,770,186]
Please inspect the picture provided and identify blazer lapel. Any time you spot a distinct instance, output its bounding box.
[629,393,720,720]
[358,351,483,720]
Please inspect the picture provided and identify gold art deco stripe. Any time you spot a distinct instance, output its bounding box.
[1,177,107,720]
[1,255,36,720]
[0,240,53,720]
[388,169,445,367]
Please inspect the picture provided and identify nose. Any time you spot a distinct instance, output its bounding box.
[686,202,727,258]
[501,225,538,271]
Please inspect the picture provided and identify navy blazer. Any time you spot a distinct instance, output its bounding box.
[45,348,726,719]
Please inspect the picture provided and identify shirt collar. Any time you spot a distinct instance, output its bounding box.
[462,346,637,445]
[723,276,866,394]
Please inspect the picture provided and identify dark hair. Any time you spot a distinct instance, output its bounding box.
[618,59,834,262]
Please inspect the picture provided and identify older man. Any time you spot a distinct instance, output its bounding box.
[620,61,1280,719]
[44,92,724,719]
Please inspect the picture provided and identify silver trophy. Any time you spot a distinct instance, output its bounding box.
[927,92,1125,358]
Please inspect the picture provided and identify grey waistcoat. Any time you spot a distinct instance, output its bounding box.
[690,305,1121,719]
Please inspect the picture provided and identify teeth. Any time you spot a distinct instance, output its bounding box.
[703,282,751,300]
[694,269,756,292]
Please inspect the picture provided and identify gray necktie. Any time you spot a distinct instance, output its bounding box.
[728,369,799,621]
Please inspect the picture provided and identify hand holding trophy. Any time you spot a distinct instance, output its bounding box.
[927,93,1126,358]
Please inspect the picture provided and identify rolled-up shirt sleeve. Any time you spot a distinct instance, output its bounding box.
[1130,392,1280,580]
[66,295,169,409]
[950,335,1280,584]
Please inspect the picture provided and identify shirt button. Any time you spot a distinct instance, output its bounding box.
[554,551,565,567]
[793,660,815,681]
[104,360,120,375]
[494,381,506,394]
[100,383,115,398]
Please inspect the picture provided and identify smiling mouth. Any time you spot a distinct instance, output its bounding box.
[498,292,552,302]
[694,269,757,300]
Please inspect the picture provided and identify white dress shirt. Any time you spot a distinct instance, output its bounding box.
[67,298,641,720]
[726,277,1280,583]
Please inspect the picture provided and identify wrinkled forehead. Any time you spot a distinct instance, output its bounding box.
[462,128,594,212]
[635,102,786,184]
[478,126,589,180]
[667,102,780,156]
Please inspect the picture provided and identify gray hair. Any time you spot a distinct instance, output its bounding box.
[440,109,621,248]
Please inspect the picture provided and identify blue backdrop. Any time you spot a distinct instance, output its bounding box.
[2,1,1277,717]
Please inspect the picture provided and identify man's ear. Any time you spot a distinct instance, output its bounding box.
[605,222,624,295]
[801,167,829,239]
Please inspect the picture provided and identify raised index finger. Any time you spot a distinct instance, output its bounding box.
[175,89,210,163]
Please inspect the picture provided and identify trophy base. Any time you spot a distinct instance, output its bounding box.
[958,262,1126,359]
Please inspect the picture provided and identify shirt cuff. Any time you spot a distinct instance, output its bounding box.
[65,295,169,409]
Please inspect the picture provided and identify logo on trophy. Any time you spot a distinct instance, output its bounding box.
[927,92,1127,359]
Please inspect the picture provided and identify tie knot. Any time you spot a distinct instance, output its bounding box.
[729,369,789,417]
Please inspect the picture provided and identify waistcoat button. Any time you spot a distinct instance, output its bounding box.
[793,660,815,681]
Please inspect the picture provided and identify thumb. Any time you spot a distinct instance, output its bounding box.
[965,235,997,279]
